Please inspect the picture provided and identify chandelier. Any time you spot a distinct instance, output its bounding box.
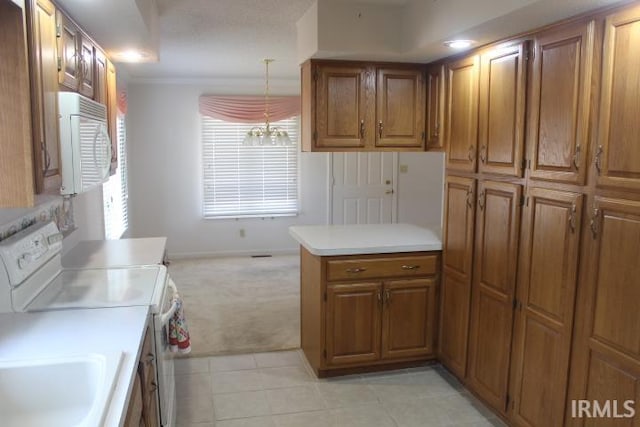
[242,59,293,146]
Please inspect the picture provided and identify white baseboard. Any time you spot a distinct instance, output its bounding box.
[168,247,300,260]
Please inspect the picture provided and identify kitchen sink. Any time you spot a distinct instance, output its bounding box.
[0,351,123,427]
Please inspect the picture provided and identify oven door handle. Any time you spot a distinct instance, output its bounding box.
[160,277,180,325]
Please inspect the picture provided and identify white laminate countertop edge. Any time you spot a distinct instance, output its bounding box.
[62,237,167,268]
[0,306,150,427]
[289,224,442,256]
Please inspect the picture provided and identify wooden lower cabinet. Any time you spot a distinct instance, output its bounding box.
[326,282,382,366]
[301,248,440,376]
[566,195,640,426]
[124,323,159,427]
[439,175,476,378]
[510,188,584,426]
[466,181,522,414]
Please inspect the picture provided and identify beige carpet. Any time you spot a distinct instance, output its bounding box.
[168,255,300,357]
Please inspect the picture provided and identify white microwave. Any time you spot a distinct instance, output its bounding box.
[58,92,112,195]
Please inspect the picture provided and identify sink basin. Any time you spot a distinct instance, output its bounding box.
[0,352,123,427]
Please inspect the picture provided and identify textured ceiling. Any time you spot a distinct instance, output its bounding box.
[122,0,315,80]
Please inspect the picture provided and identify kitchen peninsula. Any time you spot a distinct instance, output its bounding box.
[289,224,442,377]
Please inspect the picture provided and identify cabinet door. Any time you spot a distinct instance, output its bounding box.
[426,64,445,151]
[27,0,61,194]
[594,6,640,192]
[0,0,35,207]
[326,282,382,366]
[510,188,583,427]
[315,65,374,149]
[57,11,80,90]
[94,48,107,104]
[440,175,476,377]
[478,42,528,177]
[445,55,479,172]
[78,37,94,98]
[567,196,640,425]
[106,60,118,174]
[528,21,594,185]
[442,175,476,282]
[381,278,437,360]
[467,181,522,413]
[375,68,425,148]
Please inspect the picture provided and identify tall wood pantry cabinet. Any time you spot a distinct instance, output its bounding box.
[301,60,426,152]
[566,4,640,425]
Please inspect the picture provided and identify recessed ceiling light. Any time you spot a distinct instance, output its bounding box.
[113,49,151,63]
[444,39,475,49]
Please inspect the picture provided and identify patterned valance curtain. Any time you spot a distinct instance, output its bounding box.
[117,90,127,115]
[198,95,301,124]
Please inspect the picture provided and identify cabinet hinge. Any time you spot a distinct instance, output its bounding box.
[323,349,327,359]
[512,298,518,310]
[313,130,318,142]
[323,292,327,302]
[521,158,529,170]
[313,70,319,81]
[57,57,62,72]
[520,195,525,207]
[506,394,511,409]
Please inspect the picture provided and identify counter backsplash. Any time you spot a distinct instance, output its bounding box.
[0,196,75,242]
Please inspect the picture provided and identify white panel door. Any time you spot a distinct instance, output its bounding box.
[330,152,398,225]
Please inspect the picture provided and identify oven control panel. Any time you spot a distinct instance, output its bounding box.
[0,221,63,287]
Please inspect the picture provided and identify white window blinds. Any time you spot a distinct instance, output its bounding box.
[201,116,299,218]
[103,115,129,239]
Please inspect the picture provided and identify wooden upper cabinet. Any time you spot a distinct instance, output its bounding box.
[375,68,425,148]
[478,42,528,177]
[56,11,80,90]
[529,21,594,185]
[314,64,372,149]
[594,5,640,192]
[325,282,382,366]
[445,55,479,172]
[467,181,522,414]
[510,188,583,427]
[94,48,107,104]
[56,10,96,98]
[106,59,118,174]
[567,196,640,424]
[381,278,437,360]
[301,60,425,152]
[440,175,476,378]
[78,37,94,98]
[26,0,61,194]
[0,0,35,207]
[426,64,445,151]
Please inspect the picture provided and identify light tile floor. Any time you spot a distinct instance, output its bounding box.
[174,350,507,427]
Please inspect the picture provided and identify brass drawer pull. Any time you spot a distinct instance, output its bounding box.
[401,265,420,270]
[345,267,367,273]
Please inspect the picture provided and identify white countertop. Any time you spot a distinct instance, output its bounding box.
[0,306,149,427]
[62,237,167,268]
[289,223,442,256]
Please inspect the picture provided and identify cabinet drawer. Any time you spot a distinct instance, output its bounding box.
[327,255,438,281]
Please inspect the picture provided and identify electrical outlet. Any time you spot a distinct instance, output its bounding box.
[239,229,246,238]
[400,164,409,173]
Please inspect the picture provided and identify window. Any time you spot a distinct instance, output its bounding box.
[103,114,129,239]
[201,116,299,218]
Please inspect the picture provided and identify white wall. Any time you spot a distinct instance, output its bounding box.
[126,80,444,258]
[61,186,106,252]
